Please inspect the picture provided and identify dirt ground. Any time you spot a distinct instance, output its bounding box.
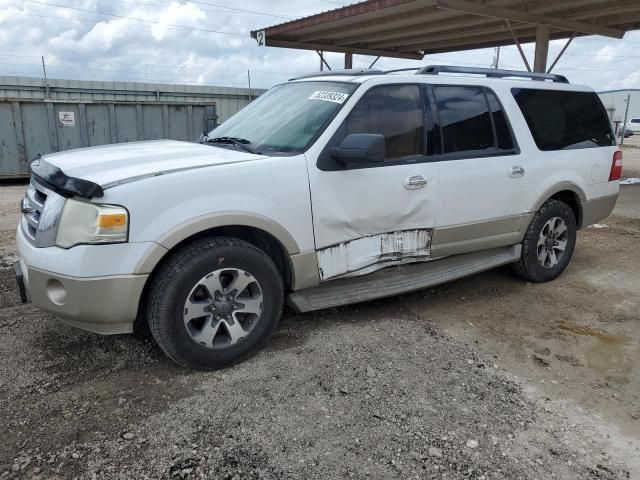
[0,152,638,479]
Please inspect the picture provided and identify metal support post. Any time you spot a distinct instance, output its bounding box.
[41,56,50,99]
[505,20,531,72]
[621,94,631,146]
[547,33,575,73]
[344,52,353,69]
[533,25,550,73]
[316,50,331,71]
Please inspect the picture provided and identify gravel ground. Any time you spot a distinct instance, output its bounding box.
[0,152,639,479]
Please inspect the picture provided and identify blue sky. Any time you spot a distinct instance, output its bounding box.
[1,0,639,91]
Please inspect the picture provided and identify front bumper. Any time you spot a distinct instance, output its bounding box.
[16,225,152,335]
[14,261,28,303]
[20,265,147,334]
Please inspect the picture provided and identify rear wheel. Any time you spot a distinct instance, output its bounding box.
[146,236,283,370]
[514,199,577,283]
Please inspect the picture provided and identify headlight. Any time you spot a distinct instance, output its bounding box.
[55,199,129,248]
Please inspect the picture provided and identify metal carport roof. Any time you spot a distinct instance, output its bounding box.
[251,0,640,72]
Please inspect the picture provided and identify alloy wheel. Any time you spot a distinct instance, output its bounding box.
[536,217,569,269]
[183,268,263,349]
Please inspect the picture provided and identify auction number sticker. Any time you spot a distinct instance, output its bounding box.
[308,91,349,104]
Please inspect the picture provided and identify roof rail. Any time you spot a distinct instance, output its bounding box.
[385,67,421,74]
[416,65,569,83]
[289,68,384,81]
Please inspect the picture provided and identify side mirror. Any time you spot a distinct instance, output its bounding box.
[331,133,385,165]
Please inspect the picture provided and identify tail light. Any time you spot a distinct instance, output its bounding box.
[609,150,623,181]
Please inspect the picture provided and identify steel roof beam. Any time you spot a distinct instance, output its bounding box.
[506,19,532,72]
[399,26,607,54]
[434,0,625,38]
[546,33,576,73]
[337,0,631,47]
[367,2,640,50]
[294,0,564,42]
[399,27,540,52]
[400,10,640,53]
[259,0,418,38]
[368,20,532,49]
[296,5,442,43]
[260,39,423,60]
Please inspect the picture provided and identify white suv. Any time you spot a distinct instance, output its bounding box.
[15,66,621,369]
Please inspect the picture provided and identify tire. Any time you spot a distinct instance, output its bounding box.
[146,236,283,370]
[513,199,577,283]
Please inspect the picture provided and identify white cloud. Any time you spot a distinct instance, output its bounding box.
[150,2,206,40]
[593,45,617,64]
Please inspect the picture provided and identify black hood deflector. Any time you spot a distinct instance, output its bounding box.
[30,159,104,199]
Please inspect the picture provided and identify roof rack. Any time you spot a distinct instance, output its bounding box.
[385,67,421,74]
[288,65,569,83]
[289,68,384,81]
[416,65,569,83]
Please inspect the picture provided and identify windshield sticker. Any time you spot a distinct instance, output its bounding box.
[308,91,349,104]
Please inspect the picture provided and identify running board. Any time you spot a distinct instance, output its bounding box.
[288,245,521,313]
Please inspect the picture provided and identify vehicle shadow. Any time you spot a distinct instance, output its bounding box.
[2,264,519,377]
[268,264,518,353]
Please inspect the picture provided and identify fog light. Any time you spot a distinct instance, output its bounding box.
[47,279,67,305]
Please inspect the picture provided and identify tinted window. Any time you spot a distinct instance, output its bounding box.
[631,119,640,124]
[512,88,615,150]
[345,84,423,160]
[433,86,495,154]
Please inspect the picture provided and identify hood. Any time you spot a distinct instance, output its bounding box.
[42,140,266,189]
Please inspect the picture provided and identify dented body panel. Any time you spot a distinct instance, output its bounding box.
[302,77,442,283]
[317,229,432,281]
[304,153,439,282]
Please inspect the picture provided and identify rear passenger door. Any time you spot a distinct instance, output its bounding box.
[428,85,526,256]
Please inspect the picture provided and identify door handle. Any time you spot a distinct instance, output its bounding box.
[404,174,427,190]
[509,165,525,178]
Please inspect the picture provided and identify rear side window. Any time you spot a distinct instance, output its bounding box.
[432,86,516,155]
[344,84,424,161]
[512,88,615,150]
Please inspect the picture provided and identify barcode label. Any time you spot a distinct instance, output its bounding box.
[308,91,349,104]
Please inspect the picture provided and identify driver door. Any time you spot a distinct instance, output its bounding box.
[306,83,439,281]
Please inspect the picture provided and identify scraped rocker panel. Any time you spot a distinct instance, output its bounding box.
[317,229,432,281]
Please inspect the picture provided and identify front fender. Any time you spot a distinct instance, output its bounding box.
[156,211,300,254]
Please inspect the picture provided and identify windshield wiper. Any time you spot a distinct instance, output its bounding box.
[205,136,259,154]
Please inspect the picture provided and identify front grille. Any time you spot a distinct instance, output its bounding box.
[22,182,47,241]
[21,179,65,247]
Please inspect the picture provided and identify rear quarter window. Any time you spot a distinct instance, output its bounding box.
[511,88,615,151]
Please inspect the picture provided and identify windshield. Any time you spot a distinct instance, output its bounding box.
[208,81,358,154]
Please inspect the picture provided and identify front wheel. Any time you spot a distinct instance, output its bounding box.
[514,199,577,283]
[146,236,284,370]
